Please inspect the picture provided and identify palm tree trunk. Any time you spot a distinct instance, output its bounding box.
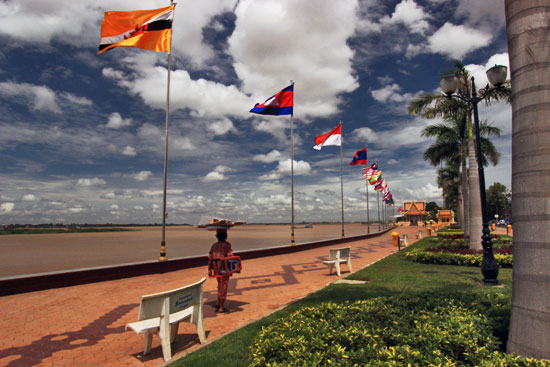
[506,0,550,359]
[461,163,470,237]
[468,138,482,251]
[457,183,464,227]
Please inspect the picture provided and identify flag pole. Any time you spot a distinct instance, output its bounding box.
[377,190,381,232]
[339,121,345,238]
[365,144,370,234]
[290,81,295,245]
[382,200,388,228]
[159,0,175,261]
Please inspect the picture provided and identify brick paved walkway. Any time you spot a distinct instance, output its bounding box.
[0,226,420,367]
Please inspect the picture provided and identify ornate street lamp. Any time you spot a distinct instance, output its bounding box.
[440,65,508,284]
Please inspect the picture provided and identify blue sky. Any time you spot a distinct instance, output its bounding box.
[0,0,511,225]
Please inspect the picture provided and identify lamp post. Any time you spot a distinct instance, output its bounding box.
[440,65,507,284]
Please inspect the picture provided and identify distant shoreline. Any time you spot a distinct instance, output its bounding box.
[0,227,135,235]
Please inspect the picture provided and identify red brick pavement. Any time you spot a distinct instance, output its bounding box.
[0,226,421,367]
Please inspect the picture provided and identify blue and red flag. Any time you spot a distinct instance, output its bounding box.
[349,148,367,165]
[250,84,294,116]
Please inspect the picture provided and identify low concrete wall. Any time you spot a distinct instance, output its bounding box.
[0,227,393,296]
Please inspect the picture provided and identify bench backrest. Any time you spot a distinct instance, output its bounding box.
[138,277,206,321]
[329,247,351,260]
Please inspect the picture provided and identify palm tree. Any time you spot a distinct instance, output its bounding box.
[505,0,550,359]
[436,161,460,213]
[420,111,501,249]
[409,62,508,249]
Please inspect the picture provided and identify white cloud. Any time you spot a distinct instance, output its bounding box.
[132,171,152,182]
[61,92,93,106]
[202,165,233,182]
[172,136,195,151]
[134,206,144,210]
[428,23,492,59]
[352,127,378,142]
[0,1,238,67]
[229,0,359,118]
[105,112,132,129]
[0,202,15,213]
[454,0,505,31]
[370,83,413,103]
[122,145,136,156]
[0,1,100,44]
[0,81,60,113]
[253,119,289,142]
[213,165,233,173]
[254,194,290,206]
[405,182,442,201]
[103,61,253,118]
[206,118,236,136]
[253,150,282,163]
[383,0,430,35]
[387,159,399,164]
[110,204,119,210]
[77,177,106,186]
[203,171,227,182]
[259,159,312,180]
[22,194,37,201]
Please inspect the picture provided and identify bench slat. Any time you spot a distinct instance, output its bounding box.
[126,308,194,334]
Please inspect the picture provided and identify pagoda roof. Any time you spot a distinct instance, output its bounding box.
[403,200,429,215]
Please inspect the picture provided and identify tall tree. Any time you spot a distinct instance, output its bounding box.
[486,182,511,220]
[505,0,550,359]
[419,111,501,249]
[409,62,508,249]
[437,161,460,213]
[425,201,441,221]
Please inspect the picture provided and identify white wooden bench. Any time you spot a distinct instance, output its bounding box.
[125,277,206,361]
[322,247,352,276]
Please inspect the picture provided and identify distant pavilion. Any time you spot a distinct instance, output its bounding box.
[402,200,429,226]
[437,209,455,225]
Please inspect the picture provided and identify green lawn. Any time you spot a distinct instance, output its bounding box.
[170,236,513,367]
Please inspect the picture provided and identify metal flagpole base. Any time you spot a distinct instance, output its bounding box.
[159,241,167,261]
[290,235,296,246]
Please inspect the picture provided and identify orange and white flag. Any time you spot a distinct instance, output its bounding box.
[98,5,175,54]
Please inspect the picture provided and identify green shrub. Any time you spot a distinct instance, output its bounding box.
[405,250,513,268]
[249,293,547,367]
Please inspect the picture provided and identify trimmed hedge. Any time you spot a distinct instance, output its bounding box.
[249,293,548,366]
[405,249,513,268]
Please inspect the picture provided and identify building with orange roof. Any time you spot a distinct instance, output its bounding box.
[402,200,429,226]
[437,209,455,225]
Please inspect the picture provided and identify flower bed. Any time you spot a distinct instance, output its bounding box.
[406,232,513,268]
[406,249,513,267]
[249,293,548,367]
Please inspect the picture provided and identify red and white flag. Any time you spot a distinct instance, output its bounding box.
[362,167,368,178]
[313,124,342,150]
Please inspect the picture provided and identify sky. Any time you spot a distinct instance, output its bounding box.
[0,0,512,225]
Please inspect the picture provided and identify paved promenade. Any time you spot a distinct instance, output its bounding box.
[0,226,420,367]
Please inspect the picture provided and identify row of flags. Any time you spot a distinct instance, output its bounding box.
[249,83,396,208]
